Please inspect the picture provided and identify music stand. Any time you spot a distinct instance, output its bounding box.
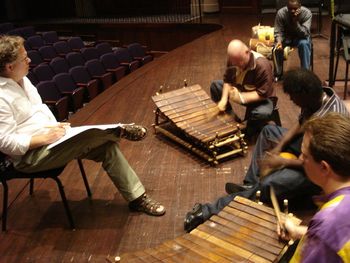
[328,0,350,86]
[310,0,328,39]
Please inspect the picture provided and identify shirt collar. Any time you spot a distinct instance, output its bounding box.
[313,186,350,208]
[0,76,10,86]
[246,52,256,71]
[0,76,25,88]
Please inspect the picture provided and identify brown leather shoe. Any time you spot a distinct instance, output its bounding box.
[120,124,147,141]
[129,194,165,216]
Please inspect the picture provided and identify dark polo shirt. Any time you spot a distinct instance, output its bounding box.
[223,51,274,98]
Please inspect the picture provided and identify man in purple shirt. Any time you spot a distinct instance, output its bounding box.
[278,112,350,262]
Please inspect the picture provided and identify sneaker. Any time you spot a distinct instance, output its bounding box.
[118,124,147,141]
[129,194,165,216]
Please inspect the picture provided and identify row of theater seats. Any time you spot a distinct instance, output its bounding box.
[0,22,37,39]
[0,23,154,121]
[27,39,153,121]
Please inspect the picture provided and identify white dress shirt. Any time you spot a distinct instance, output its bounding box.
[0,76,57,159]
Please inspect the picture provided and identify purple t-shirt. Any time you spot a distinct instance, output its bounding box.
[291,187,350,262]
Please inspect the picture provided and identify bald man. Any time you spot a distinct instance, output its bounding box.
[210,39,275,138]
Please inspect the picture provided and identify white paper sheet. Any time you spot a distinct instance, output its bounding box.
[47,123,123,149]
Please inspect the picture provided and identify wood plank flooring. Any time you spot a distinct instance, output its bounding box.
[0,13,345,262]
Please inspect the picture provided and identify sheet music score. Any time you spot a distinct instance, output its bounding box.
[47,123,123,149]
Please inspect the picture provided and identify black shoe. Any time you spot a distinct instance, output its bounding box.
[225,182,254,194]
[184,203,204,232]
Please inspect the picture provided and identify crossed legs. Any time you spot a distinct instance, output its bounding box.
[15,127,165,216]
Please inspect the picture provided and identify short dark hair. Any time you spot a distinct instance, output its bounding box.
[0,35,24,74]
[303,112,350,178]
[282,68,323,98]
[288,0,301,6]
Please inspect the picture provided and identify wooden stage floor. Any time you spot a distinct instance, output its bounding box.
[0,13,345,262]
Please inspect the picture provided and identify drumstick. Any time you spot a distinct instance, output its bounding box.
[270,186,284,231]
[271,187,297,246]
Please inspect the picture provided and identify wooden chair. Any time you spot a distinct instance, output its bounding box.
[0,154,91,231]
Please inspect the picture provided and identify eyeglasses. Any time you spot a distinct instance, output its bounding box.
[18,55,29,62]
[11,54,29,65]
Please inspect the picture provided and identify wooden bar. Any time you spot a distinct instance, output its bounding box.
[117,196,299,262]
[152,85,247,164]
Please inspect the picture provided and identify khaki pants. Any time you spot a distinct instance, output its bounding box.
[14,129,145,202]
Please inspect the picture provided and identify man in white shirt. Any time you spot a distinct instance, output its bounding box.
[0,35,165,216]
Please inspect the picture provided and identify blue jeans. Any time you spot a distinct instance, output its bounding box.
[272,38,311,77]
[210,80,274,137]
[201,124,321,221]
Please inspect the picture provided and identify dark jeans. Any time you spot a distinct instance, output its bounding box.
[272,38,311,77]
[210,80,274,137]
[201,124,321,221]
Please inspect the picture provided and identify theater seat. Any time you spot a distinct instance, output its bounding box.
[69,66,100,101]
[127,43,153,66]
[113,47,140,73]
[36,80,70,121]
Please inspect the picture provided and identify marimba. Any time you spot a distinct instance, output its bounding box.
[152,84,247,164]
[108,196,300,262]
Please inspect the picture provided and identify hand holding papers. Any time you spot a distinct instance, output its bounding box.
[47,123,123,149]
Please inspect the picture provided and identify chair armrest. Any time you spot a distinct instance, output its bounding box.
[43,100,57,105]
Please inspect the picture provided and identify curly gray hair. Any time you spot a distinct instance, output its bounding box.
[0,35,24,74]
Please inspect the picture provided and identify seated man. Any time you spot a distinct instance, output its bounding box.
[184,69,349,232]
[0,35,165,217]
[210,39,275,138]
[272,0,312,81]
[278,112,350,262]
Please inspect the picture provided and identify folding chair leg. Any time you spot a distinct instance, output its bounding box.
[29,178,34,195]
[2,181,9,231]
[334,47,340,83]
[77,159,91,197]
[310,42,314,71]
[333,29,344,83]
[52,177,75,229]
[345,62,349,100]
